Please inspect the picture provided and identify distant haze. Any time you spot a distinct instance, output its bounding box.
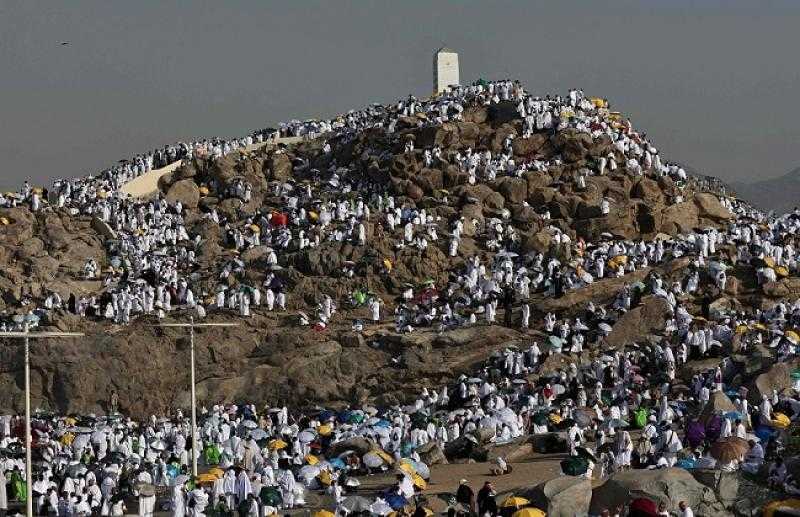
[1,1,799,192]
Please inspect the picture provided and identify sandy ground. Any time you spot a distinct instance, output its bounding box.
[360,454,567,497]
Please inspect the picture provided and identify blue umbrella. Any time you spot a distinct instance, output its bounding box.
[383,492,408,510]
[755,425,775,443]
[329,458,346,470]
[374,420,392,428]
[724,411,743,421]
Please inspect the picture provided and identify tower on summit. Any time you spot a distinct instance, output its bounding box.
[433,47,459,94]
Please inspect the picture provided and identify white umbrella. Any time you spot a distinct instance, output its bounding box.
[298,465,321,482]
[373,427,390,438]
[72,434,91,451]
[240,420,258,429]
[298,430,317,443]
[496,408,517,425]
[363,452,384,468]
[479,416,499,430]
[369,499,393,516]
[250,429,268,441]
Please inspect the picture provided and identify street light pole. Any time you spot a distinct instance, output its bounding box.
[154,319,238,478]
[0,324,83,517]
[189,317,196,480]
[23,329,30,517]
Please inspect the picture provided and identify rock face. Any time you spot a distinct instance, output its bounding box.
[590,468,730,516]
[166,179,200,208]
[0,86,761,422]
[521,476,592,517]
[753,360,799,401]
[606,296,671,347]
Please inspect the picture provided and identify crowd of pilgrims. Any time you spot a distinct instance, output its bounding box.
[0,79,765,335]
[3,80,800,514]
[4,283,800,517]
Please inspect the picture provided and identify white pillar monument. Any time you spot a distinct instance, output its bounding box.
[433,47,459,94]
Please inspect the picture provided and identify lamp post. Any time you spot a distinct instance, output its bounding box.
[0,324,83,517]
[154,317,238,478]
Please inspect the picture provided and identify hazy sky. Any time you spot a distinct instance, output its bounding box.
[1,0,799,188]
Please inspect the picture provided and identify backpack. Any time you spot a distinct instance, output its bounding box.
[634,408,648,428]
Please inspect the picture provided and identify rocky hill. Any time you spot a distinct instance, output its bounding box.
[0,87,779,420]
[731,166,800,214]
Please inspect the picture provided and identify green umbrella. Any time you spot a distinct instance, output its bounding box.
[560,456,589,476]
[533,411,549,426]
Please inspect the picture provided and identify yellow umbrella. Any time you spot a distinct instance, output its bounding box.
[501,496,530,508]
[398,462,416,475]
[318,469,333,486]
[208,468,224,478]
[772,413,791,429]
[60,432,75,446]
[735,325,749,335]
[753,323,767,331]
[776,266,790,278]
[764,257,776,268]
[549,413,562,424]
[268,439,288,450]
[305,454,319,465]
[312,511,335,517]
[199,186,210,196]
[512,509,546,517]
[412,473,427,490]
[374,449,395,465]
[318,424,332,436]
[196,473,218,484]
[786,330,800,344]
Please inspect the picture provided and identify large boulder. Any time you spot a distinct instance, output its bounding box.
[631,178,665,205]
[700,391,736,422]
[660,201,700,234]
[416,441,448,466]
[690,470,741,510]
[521,476,592,517]
[590,468,728,516]
[694,193,732,222]
[496,177,528,204]
[91,217,117,240]
[327,437,374,458]
[763,277,800,298]
[268,153,293,182]
[0,207,35,246]
[165,179,200,209]
[606,295,671,347]
[752,361,799,402]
